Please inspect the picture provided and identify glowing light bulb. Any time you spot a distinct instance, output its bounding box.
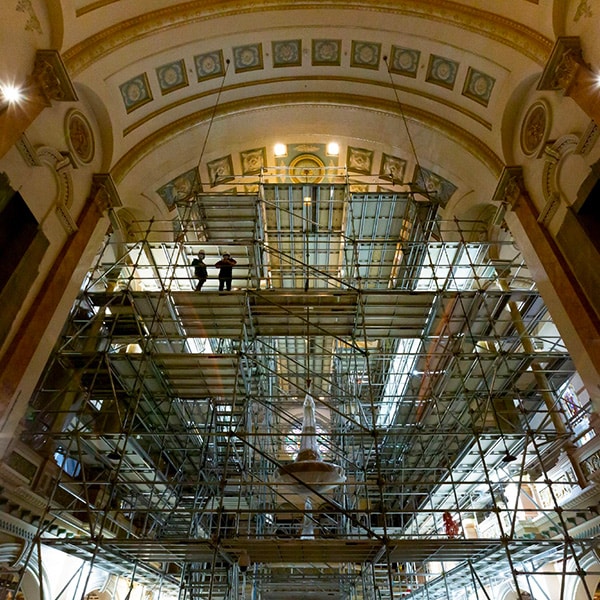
[274,143,287,157]
[326,141,339,156]
[1,84,23,105]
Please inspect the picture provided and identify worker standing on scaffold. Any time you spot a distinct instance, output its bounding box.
[215,252,237,291]
[191,250,208,291]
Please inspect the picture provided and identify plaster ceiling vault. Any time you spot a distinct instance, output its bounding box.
[50,0,558,219]
[4,2,600,600]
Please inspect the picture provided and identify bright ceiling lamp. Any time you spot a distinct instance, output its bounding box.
[0,83,23,107]
[274,143,287,157]
[326,141,339,156]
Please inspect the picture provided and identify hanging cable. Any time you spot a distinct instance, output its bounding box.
[383,55,425,190]
[196,58,231,186]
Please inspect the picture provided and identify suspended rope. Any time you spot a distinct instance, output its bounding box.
[196,58,231,186]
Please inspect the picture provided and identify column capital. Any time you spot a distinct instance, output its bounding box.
[537,36,584,92]
[492,166,526,210]
[32,50,78,103]
[537,37,600,125]
[90,173,122,214]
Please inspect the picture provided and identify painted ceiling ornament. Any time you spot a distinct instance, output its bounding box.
[574,0,592,22]
[289,154,325,184]
[520,100,550,158]
[312,39,341,66]
[273,40,301,67]
[16,0,42,33]
[119,73,152,112]
[66,109,95,165]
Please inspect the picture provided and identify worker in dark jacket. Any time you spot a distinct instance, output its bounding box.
[215,252,237,291]
[191,250,208,291]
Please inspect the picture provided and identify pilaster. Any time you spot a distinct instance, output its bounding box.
[494,166,600,406]
[0,174,121,455]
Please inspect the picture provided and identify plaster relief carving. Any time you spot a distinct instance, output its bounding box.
[66,110,95,165]
[36,146,77,234]
[33,50,78,103]
[520,100,550,158]
[540,135,579,226]
[16,0,42,34]
[574,0,593,22]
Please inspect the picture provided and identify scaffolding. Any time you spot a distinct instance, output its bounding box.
[6,180,600,600]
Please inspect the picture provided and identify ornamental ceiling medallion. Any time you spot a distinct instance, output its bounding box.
[520,100,550,158]
[289,154,325,183]
[66,109,95,165]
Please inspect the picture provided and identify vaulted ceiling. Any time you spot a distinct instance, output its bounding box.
[6,3,594,600]
[47,0,562,221]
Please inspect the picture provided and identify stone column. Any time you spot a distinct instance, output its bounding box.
[0,50,78,160]
[0,175,121,453]
[537,37,600,125]
[494,166,600,407]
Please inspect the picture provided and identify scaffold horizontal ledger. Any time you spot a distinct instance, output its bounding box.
[10,184,600,600]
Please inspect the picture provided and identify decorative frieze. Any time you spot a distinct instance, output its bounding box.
[581,449,600,479]
[575,121,599,156]
[14,133,41,167]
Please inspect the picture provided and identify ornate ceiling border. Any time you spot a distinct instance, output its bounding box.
[121,75,493,138]
[63,0,553,76]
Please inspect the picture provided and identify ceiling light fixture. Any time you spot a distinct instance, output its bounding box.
[0,83,23,112]
[326,141,339,156]
[274,143,287,157]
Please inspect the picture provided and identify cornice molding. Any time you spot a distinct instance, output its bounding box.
[110,92,504,185]
[63,0,553,76]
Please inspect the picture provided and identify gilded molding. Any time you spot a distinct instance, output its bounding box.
[62,0,553,77]
[76,0,120,17]
[111,92,504,185]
